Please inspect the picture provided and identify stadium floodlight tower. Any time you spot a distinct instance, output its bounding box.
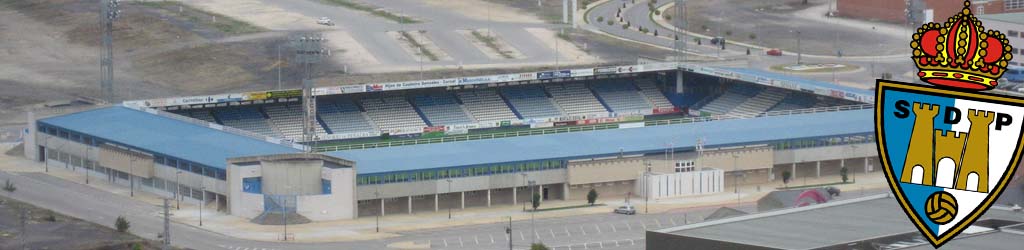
[100,0,121,102]
[290,34,329,152]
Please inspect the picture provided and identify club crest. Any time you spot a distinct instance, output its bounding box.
[876,1,1019,247]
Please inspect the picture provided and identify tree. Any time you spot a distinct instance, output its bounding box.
[840,166,849,183]
[132,243,143,250]
[653,29,659,36]
[3,179,15,193]
[597,16,604,22]
[532,193,541,210]
[531,242,551,250]
[782,170,792,187]
[586,189,599,206]
[115,216,130,233]
[749,33,757,40]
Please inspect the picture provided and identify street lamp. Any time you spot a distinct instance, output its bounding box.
[791,30,802,65]
[199,185,205,226]
[733,154,740,205]
[375,190,381,232]
[447,179,453,219]
[851,144,858,183]
[520,173,527,211]
[528,180,536,244]
[644,166,651,214]
[129,157,135,197]
[84,145,90,184]
[175,170,182,210]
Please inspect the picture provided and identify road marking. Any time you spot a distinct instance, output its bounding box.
[671,217,677,226]
[475,235,479,245]
[443,239,448,247]
[505,232,510,241]
[549,228,555,238]
[599,242,604,248]
[580,225,586,235]
[626,221,632,231]
[595,224,602,234]
[656,219,662,227]
[459,236,464,247]
[520,231,525,241]
[616,240,621,247]
[490,234,495,243]
[630,239,635,245]
[535,231,541,240]
[611,223,617,232]
[565,227,570,237]
[642,222,647,230]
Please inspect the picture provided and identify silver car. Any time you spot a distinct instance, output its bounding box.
[614,205,636,215]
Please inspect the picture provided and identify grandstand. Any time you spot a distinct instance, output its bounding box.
[456,89,519,123]
[544,83,607,116]
[26,62,878,222]
[360,96,427,133]
[501,84,564,119]
[590,80,652,113]
[317,99,377,136]
[411,93,475,126]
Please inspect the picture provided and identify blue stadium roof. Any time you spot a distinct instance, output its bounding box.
[328,109,874,175]
[719,67,873,97]
[38,106,300,169]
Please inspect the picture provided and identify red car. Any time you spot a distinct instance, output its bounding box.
[766,48,783,56]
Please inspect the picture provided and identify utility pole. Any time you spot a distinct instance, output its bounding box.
[100,0,120,102]
[163,198,171,250]
[529,180,536,244]
[506,216,513,250]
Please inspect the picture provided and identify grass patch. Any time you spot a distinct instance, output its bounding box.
[471,30,514,59]
[321,0,419,24]
[532,203,606,212]
[399,31,438,61]
[779,181,855,190]
[135,1,265,35]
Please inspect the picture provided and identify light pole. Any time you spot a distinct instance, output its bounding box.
[733,154,740,205]
[84,146,90,184]
[506,216,513,250]
[199,185,205,226]
[447,179,453,219]
[644,166,651,214]
[528,180,536,244]
[375,190,381,232]
[43,136,51,172]
[851,144,858,183]
[129,157,135,197]
[520,173,527,211]
[175,170,181,210]
[793,30,802,65]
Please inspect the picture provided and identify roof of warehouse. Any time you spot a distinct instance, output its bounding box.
[328,109,873,174]
[720,67,873,97]
[38,106,300,169]
[655,195,1024,250]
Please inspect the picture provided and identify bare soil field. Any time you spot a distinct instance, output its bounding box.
[0,196,176,250]
[669,0,910,56]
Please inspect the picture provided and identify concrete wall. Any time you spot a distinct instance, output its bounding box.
[261,159,323,195]
[774,143,876,165]
[568,156,645,185]
[641,169,724,199]
[700,146,773,172]
[228,164,264,219]
[568,180,636,202]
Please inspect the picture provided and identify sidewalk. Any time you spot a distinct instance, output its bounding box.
[0,152,892,243]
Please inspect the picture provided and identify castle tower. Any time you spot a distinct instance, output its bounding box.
[956,109,993,192]
[934,130,968,187]
[901,103,939,185]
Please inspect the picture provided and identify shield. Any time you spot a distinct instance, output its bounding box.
[875,80,1023,247]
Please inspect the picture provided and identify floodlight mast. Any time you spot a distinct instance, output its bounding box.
[100,0,121,102]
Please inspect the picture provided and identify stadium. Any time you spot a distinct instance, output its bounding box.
[22,62,880,222]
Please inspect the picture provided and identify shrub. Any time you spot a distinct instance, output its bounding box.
[840,166,849,183]
[587,189,599,206]
[115,216,130,233]
[3,180,15,193]
[749,33,757,40]
[531,243,550,250]
[45,212,57,222]
[532,193,541,210]
[622,23,629,29]
[597,16,604,22]
[782,170,792,187]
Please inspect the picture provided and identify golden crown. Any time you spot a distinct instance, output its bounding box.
[911,1,1013,91]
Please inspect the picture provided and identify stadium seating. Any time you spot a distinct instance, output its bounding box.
[264,104,325,141]
[730,88,787,114]
[544,83,607,116]
[214,107,280,138]
[635,79,674,109]
[590,81,651,113]
[317,99,377,134]
[412,93,475,126]
[456,89,518,123]
[174,109,218,124]
[361,96,427,132]
[500,85,564,119]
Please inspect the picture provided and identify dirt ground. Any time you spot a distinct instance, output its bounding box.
[0,196,175,250]
[669,0,910,56]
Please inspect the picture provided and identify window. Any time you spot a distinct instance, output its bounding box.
[675,160,696,172]
[1011,30,1021,38]
[1009,0,1024,10]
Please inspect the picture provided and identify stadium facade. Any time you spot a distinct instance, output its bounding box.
[23,62,881,221]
